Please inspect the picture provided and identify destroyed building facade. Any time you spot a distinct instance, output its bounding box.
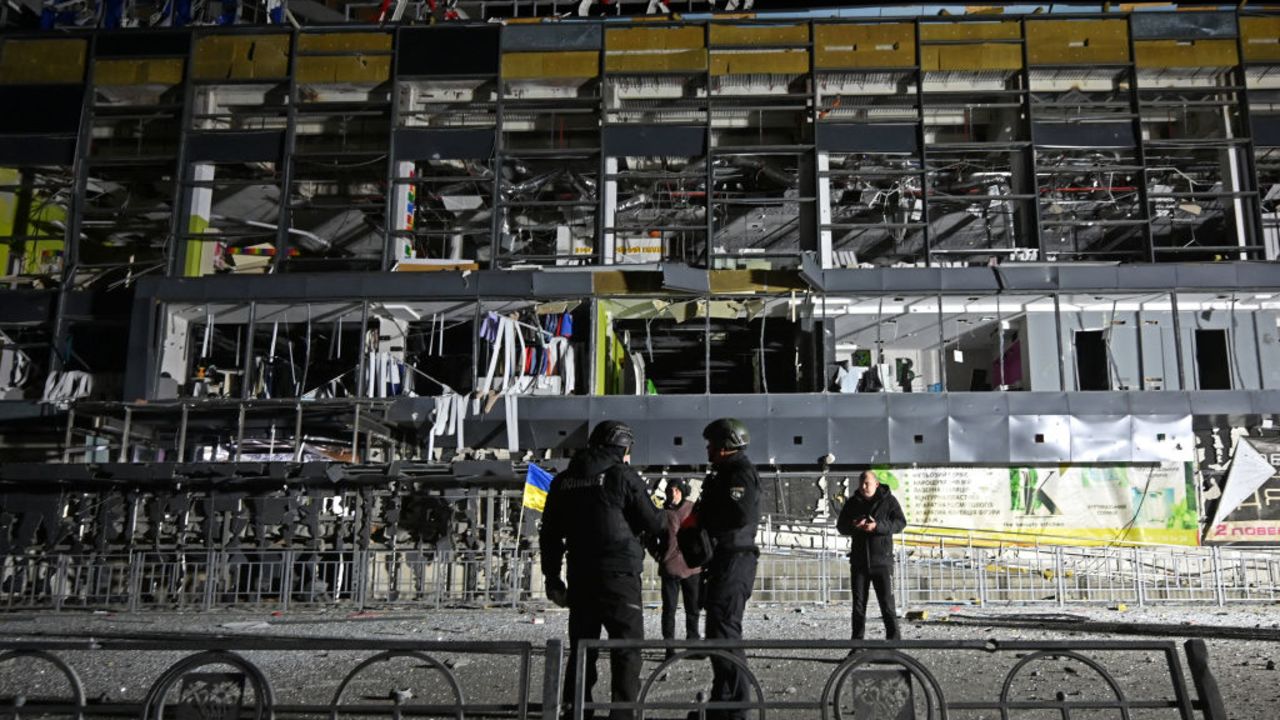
[2,6,1280,607]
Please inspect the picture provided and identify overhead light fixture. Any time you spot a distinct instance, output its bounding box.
[382,304,421,320]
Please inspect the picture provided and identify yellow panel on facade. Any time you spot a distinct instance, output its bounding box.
[297,32,392,54]
[1134,39,1238,69]
[94,58,185,86]
[709,269,807,293]
[605,49,708,73]
[919,21,1021,42]
[296,55,391,84]
[814,23,915,69]
[0,39,87,84]
[0,166,66,276]
[1025,19,1128,65]
[0,167,14,275]
[607,26,704,51]
[192,35,290,81]
[184,215,212,278]
[592,271,663,295]
[1240,17,1280,63]
[502,51,599,79]
[709,23,809,47]
[921,43,1022,71]
[23,239,64,275]
[710,49,809,75]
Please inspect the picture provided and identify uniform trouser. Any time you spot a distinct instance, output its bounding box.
[850,566,900,641]
[660,572,701,651]
[703,551,758,720]
[565,571,645,720]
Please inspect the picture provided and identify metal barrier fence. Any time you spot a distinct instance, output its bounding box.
[572,638,1227,720]
[0,636,1228,720]
[1,549,540,612]
[5,528,1280,611]
[0,637,547,719]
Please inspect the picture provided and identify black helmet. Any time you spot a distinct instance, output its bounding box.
[703,418,749,450]
[589,420,635,450]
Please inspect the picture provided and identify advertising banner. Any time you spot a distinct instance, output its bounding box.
[1205,437,1280,546]
[873,463,1199,546]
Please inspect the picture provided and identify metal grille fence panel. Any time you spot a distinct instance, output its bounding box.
[6,524,1280,610]
[572,638,1227,720]
[0,638,546,719]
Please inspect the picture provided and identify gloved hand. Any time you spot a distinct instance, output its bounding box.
[645,533,665,561]
[545,578,569,608]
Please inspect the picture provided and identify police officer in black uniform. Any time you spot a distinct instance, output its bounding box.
[690,418,760,720]
[540,420,665,720]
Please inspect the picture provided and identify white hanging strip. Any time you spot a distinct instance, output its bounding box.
[444,391,458,437]
[504,393,519,453]
[201,308,213,358]
[478,315,504,414]
[501,316,515,393]
[546,336,573,395]
[388,356,402,397]
[287,340,297,394]
[400,361,413,397]
[563,345,575,395]
[513,316,529,393]
[546,338,560,383]
[428,393,450,459]
[301,305,312,395]
[453,393,467,451]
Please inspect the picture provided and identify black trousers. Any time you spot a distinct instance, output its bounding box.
[850,566,900,641]
[564,571,645,720]
[703,551,757,720]
[660,572,701,650]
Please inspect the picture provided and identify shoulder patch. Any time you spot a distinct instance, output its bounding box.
[729,486,745,501]
[558,473,607,491]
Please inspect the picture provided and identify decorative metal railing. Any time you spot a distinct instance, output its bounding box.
[0,637,1226,720]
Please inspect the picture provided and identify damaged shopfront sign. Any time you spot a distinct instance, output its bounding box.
[1206,437,1280,546]
[871,463,1199,546]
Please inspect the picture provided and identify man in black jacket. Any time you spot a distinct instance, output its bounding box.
[837,469,908,641]
[690,418,760,720]
[541,420,665,719]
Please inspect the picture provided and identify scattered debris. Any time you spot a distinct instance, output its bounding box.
[219,621,270,631]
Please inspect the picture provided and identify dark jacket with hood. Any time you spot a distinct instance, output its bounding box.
[696,452,761,555]
[837,484,907,571]
[539,445,664,582]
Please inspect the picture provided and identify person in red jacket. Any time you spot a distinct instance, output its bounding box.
[837,469,907,641]
[657,477,701,658]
